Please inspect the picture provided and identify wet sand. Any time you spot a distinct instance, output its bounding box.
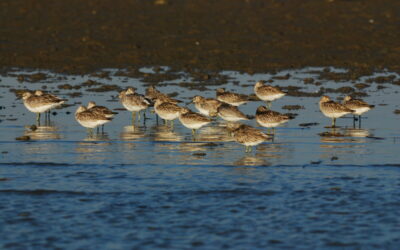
[1,0,400,74]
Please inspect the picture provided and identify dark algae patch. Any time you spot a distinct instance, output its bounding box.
[1,0,399,74]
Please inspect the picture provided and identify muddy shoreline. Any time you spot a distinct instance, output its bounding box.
[1,0,400,74]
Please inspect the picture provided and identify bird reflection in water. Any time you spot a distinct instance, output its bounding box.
[255,143,286,159]
[22,125,62,157]
[234,156,270,166]
[24,124,61,140]
[319,127,371,156]
[190,125,232,142]
[343,128,371,138]
[120,125,146,141]
[149,124,184,142]
[76,133,112,158]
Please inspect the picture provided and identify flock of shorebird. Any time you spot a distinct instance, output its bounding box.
[21,81,374,152]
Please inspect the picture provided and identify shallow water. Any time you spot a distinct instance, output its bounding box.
[1,67,400,248]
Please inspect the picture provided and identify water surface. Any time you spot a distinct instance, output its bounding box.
[1,67,400,249]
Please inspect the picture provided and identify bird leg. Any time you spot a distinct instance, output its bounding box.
[192,129,197,141]
[87,128,93,135]
[36,113,41,126]
[132,112,136,126]
[137,111,141,122]
[359,115,362,128]
[332,118,336,128]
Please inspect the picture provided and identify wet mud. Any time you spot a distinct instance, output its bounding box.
[1,0,400,75]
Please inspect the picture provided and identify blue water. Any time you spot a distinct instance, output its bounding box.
[1,163,400,249]
[1,67,400,249]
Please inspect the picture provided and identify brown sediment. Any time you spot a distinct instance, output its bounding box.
[282,86,324,97]
[299,123,319,127]
[0,0,399,75]
[15,136,31,141]
[282,105,304,111]
[58,84,81,90]
[354,83,370,90]
[86,84,122,92]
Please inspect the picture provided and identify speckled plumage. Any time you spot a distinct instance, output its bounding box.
[22,91,65,113]
[319,96,353,118]
[319,96,353,127]
[343,96,374,115]
[227,123,271,152]
[192,95,222,117]
[256,106,291,128]
[145,86,179,104]
[87,101,117,118]
[216,88,248,106]
[217,103,248,122]
[254,81,285,102]
[75,106,112,129]
[179,108,212,132]
[119,88,150,112]
[154,97,182,121]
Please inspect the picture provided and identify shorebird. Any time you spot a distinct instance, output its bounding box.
[34,90,62,121]
[319,96,353,128]
[145,86,180,123]
[343,96,374,127]
[87,101,117,132]
[256,106,291,132]
[226,123,271,152]
[192,95,221,117]
[216,88,248,106]
[179,108,212,136]
[75,106,112,134]
[22,91,65,124]
[145,86,180,104]
[154,96,182,127]
[87,101,117,118]
[119,88,150,125]
[217,103,249,122]
[254,81,285,108]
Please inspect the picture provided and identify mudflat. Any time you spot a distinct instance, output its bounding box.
[1,0,399,74]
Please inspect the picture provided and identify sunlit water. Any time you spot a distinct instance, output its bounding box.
[1,67,400,248]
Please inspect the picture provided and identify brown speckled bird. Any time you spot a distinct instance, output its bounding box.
[343,96,374,127]
[154,96,182,127]
[179,107,212,135]
[192,95,222,117]
[87,101,117,132]
[226,123,271,152]
[216,88,248,106]
[319,96,353,127]
[119,88,150,125]
[145,86,180,104]
[217,103,249,122]
[256,106,291,132]
[75,106,112,134]
[22,91,65,124]
[254,81,285,108]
